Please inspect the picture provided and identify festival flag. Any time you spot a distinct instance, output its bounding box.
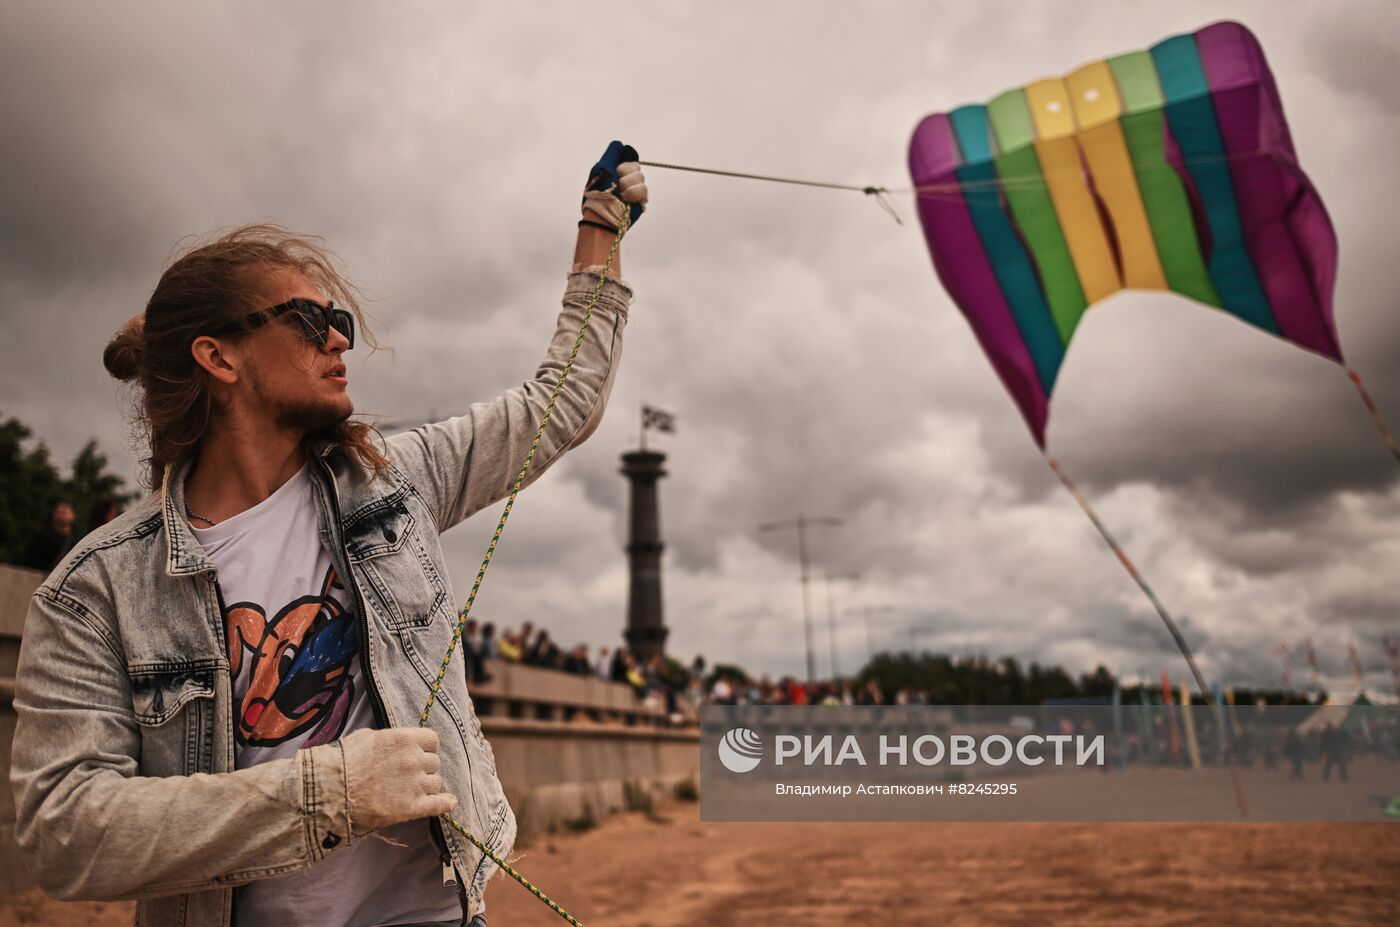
[1112,680,1125,771]
[1274,640,1294,691]
[1211,684,1228,763]
[1161,672,1181,760]
[1383,636,1400,699]
[1347,642,1365,692]
[1225,687,1242,738]
[1181,684,1203,771]
[1137,675,1158,764]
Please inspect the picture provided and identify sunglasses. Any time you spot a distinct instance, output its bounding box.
[221,298,355,350]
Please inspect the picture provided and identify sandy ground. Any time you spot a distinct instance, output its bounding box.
[4,801,1398,926]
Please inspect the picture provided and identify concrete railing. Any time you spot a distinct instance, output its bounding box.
[0,563,36,670]
[0,564,43,895]
[468,656,699,726]
[0,563,698,895]
[466,659,699,833]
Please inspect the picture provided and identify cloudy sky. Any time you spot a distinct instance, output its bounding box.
[3,1,1398,697]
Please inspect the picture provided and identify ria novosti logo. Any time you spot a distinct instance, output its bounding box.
[717,727,763,773]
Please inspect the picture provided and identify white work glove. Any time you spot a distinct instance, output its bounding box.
[581,140,648,235]
[340,726,457,837]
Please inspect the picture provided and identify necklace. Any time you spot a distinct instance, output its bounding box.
[184,499,216,526]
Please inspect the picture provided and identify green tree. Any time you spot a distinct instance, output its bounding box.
[1077,664,1118,698]
[852,650,1116,705]
[0,414,135,565]
[0,417,64,564]
[63,439,136,528]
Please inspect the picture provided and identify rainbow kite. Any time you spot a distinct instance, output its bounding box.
[908,21,1339,446]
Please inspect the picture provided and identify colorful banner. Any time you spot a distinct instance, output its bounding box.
[1161,672,1181,759]
[1181,684,1203,771]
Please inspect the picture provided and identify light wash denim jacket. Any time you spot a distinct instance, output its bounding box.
[10,272,632,926]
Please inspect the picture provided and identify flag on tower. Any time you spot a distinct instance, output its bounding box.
[642,405,676,433]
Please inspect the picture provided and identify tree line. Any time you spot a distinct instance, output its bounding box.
[0,414,135,566]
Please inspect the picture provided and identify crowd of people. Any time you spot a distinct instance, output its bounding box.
[454,627,939,712]
[705,675,891,706]
[457,623,915,713]
[459,619,702,716]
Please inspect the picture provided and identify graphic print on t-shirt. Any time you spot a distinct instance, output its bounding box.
[223,564,359,747]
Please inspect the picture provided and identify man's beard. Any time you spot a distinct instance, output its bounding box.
[274,395,352,436]
[248,367,353,437]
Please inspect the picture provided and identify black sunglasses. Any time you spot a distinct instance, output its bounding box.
[222,298,355,350]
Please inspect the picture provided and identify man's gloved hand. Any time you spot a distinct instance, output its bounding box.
[582,140,647,234]
[340,727,457,837]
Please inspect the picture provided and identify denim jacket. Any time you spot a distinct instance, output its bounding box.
[10,272,632,926]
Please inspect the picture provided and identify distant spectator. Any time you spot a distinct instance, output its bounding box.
[1284,728,1305,781]
[1321,722,1350,783]
[562,643,592,676]
[624,653,646,694]
[690,654,706,682]
[20,500,77,572]
[462,619,490,685]
[86,497,124,534]
[480,622,497,660]
[526,630,560,669]
[496,630,523,663]
[610,646,630,684]
[711,676,734,705]
[649,653,680,715]
[594,645,611,680]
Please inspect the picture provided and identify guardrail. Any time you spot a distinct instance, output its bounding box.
[1,564,41,894]
[0,564,38,684]
[469,657,698,727]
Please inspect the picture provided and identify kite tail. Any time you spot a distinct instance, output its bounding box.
[1347,369,1400,467]
[1046,456,1249,819]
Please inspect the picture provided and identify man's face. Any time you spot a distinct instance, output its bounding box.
[52,502,75,533]
[235,269,354,436]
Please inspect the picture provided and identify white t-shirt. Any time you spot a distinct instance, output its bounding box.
[191,463,463,927]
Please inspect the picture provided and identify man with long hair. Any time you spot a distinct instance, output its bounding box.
[10,143,647,927]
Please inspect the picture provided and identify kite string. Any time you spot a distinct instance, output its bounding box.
[640,160,904,223]
[413,211,633,927]
[1347,369,1400,466]
[1046,455,1250,820]
[639,159,880,193]
[642,148,1271,204]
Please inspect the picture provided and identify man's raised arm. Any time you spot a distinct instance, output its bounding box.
[386,143,648,533]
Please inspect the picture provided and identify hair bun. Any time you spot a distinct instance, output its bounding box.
[103,313,147,382]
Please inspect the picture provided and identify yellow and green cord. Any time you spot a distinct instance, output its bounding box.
[414,209,632,927]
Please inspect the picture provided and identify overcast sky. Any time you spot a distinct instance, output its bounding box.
[3,1,1398,697]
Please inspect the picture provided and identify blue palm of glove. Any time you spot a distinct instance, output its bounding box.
[586,140,643,226]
